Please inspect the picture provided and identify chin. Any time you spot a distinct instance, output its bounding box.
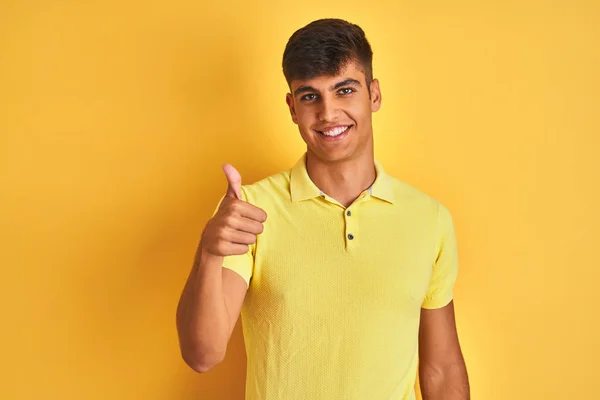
[312,149,355,163]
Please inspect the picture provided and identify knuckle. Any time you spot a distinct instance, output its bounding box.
[223,201,236,213]
[219,198,232,210]
[216,242,228,256]
[223,214,236,227]
[231,201,243,212]
[216,226,227,239]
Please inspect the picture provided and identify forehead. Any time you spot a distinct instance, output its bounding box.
[290,61,366,91]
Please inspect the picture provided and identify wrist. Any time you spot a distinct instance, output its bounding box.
[198,243,223,263]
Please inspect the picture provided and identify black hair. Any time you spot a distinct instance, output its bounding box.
[282,19,373,88]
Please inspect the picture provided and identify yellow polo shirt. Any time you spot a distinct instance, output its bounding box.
[214,153,459,400]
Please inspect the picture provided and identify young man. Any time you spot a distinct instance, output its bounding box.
[176,18,470,400]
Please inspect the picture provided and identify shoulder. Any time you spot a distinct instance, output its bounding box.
[386,173,443,211]
[385,174,455,243]
[239,168,292,206]
[385,173,455,228]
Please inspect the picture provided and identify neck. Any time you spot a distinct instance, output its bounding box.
[305,148,376,208]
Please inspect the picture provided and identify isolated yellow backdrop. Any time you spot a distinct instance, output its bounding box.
[1,1,598,399]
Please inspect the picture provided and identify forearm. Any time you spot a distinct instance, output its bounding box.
[419,362,470,400]
[176,246,230,371]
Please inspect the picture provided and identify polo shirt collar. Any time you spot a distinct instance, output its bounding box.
[290,153,395,204]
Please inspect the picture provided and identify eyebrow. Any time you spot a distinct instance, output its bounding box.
[293,78,362,98]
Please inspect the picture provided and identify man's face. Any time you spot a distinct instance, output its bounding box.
[285,60,382,163]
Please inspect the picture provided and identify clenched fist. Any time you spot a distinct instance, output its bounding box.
[201,164,267,257]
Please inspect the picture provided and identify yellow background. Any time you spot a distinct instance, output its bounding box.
[1,0,598,399]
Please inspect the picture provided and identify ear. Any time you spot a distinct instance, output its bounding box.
[285,93,298,124]
[370,78,382,113]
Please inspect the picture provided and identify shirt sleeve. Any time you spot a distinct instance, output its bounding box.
[209,187,255,286]
[421,201,459,309]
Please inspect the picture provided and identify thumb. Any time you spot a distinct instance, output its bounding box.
[222,164,242,200]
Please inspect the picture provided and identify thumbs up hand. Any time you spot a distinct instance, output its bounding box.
[201,164,267,257]
[223,164,242,200]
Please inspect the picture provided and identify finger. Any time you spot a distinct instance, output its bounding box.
[228,216,264,235]
[228,243,251,256]
[234,202,268,223]
[222,163,242,200]
[223,227,257,245]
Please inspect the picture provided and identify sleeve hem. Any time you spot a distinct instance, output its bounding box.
[421,293,453,310]
[222,264,250,287]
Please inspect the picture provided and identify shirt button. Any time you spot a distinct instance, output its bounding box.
[346,210,352,216]
[348,233,354,240]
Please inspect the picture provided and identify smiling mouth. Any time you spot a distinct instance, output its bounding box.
[315,125,352,137]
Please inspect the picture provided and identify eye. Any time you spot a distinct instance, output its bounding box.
[300,93,317,102]
[338,87,355,95]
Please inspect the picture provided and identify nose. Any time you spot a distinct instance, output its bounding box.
[317,96,340,122]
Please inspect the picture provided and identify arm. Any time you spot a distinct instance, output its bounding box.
[176,247,248,373]
[418,300,470,400]
[176,164,265,373]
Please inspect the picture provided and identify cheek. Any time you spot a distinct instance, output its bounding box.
[292,111,313,138]
[295,109,315,128]
[358,102,374,122]
[345,98,370,120]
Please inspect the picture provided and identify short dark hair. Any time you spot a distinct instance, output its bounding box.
[282,19,373,88]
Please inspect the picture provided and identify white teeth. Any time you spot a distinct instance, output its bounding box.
[321,126,349,137]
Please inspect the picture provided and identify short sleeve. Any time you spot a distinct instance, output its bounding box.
[421,201,459,309]
[209,187,255,286]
